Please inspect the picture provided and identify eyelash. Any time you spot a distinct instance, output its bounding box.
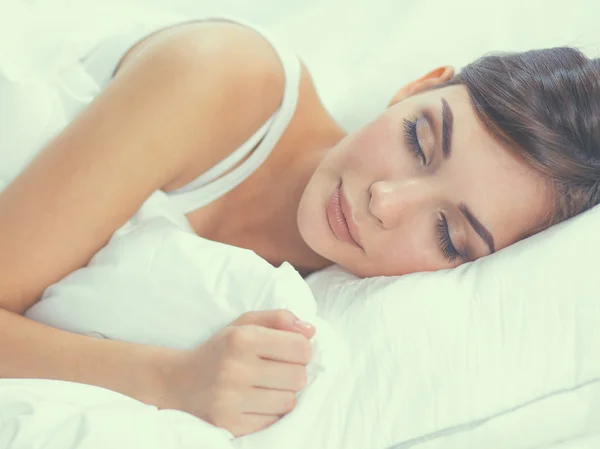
[403,117,426,165]
[436,214,460,263]
[404,117,457,262]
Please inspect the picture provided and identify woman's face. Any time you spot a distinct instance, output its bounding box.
[297,69,550,277]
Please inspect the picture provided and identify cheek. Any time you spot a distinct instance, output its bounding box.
[336,115,402,174]
[361,220,444,276]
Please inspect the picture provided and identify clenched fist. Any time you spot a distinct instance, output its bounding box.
[158,309,315,436]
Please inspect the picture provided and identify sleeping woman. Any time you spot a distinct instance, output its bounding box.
[1,12,599,437]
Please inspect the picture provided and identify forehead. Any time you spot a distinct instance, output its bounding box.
[415,84,551,249]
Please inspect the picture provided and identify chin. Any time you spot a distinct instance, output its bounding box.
[297,205,328,257]
[297,211,356,275]
[297,177,329,251]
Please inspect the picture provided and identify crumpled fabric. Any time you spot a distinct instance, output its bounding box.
[0,3,99,187]
[24,190,347,449]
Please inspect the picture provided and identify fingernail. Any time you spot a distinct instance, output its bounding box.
[294,320,315,331]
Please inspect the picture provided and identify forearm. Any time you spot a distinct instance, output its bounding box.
[0,307,172,406]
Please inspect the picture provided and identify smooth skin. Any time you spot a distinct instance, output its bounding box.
[0,20,548,436]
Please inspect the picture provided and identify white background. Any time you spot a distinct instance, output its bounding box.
[17,0,600,131]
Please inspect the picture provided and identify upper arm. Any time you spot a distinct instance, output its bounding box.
[0,21,285,313]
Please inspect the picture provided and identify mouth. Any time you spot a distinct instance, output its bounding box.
[326,181,364,250]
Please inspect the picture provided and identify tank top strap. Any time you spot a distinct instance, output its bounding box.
[80,11,301,217]
[164,15,302,214]
[165,114,276,196]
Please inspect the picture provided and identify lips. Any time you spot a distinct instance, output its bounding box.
[326,182,363,249]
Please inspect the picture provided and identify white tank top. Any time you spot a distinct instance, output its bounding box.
[80,13,302,216]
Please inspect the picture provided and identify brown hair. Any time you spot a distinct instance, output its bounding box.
[446,47,600,232]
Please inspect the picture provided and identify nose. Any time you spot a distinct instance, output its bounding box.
[368,179,439,230]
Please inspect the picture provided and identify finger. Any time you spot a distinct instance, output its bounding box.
[233,309,316,339]
[241,387,296,415]
[249,358,307,391]
[252,326,313,364]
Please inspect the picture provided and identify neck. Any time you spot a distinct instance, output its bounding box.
[218,123,345,275]
[200,84,348,274]
[259,144,333,274]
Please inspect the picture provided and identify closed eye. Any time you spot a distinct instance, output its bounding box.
[403,117,426,165]
[436,213,461,262]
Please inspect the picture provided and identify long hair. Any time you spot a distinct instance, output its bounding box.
[447,47,600,229]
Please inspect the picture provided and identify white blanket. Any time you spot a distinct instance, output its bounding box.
[21,191,349,449]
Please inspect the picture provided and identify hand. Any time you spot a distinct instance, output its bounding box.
[161,310,316,437]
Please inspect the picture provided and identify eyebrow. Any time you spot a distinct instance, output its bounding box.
[441,97,454,159]
[459,203,496,254]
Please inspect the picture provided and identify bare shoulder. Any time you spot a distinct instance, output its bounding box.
[116,20,285,88]
[114,20,288,190]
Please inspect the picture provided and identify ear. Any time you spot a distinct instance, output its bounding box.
[387,66,455,108]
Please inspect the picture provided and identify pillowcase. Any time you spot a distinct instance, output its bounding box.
[306,204,600,448]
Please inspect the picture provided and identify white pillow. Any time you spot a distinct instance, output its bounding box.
[306,204,600,448]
